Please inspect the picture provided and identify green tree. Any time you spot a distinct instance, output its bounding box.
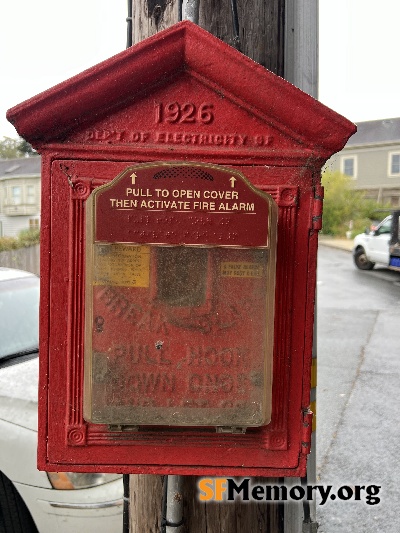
[321,171,387,237]
[17,138,37,157]
[0,136,37,159]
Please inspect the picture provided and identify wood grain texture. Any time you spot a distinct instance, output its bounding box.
[199,0,285,75]
[132,0,180,43]
[131,0,285,75]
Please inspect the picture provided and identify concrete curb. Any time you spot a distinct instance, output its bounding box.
[318,238,353,252]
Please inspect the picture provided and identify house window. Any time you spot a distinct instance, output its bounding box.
[341,156,357,178]
[29,219,40,230]
[12,186,22,205]
[27,185,35,204]
[389,153,400,175]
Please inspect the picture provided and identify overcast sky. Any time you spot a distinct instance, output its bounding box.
[1,0,400,139]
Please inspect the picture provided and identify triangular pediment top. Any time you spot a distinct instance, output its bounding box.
[67,71,312,153]
[7,21,355,156]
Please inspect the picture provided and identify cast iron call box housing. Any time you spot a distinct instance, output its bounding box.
[7,21,355,477]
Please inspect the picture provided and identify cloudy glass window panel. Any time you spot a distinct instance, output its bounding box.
[12,186,22,205]
[27,185,35,204]
[343,158,354,177]
[391,154,400,175]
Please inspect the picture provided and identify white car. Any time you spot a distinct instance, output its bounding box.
[0,268,123,533]
[353,215,392,270]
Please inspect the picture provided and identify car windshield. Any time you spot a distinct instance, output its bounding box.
[0,275,39,360]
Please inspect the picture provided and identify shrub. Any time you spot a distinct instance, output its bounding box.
[17,228,40,247]
[0,228,40,252]
[0,237,19,252]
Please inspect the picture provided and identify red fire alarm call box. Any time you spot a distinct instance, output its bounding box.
[7,21,356,476]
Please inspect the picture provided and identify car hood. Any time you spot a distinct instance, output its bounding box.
[0,356,38,432]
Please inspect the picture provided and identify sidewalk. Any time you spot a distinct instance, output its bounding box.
[318,236,353,252]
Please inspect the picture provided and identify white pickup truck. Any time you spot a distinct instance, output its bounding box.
[353,215,392,270]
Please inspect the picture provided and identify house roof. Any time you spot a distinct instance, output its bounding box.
[0,157,41,180]
[346,117,400,146]
[7,21,355,159]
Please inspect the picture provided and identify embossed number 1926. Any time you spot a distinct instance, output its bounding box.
[154,102,214,125]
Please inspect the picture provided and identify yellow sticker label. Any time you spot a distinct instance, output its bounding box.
[310,400,317,432]
[220,262,263,278]
[93,244,150,287]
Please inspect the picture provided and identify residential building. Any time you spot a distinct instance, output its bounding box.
[325,117,400,207]
[0,157,41,237]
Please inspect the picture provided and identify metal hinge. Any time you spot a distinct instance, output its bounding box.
[301,408,313,454]
[108,425,139,432]
[311,184,324,230]
[216,426,247,434]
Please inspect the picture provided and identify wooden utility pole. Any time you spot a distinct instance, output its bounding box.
[128,1,317,531]
[130,475,283,532]
[132,0,285,75]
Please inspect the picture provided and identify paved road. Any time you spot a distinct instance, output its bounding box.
[316,244,400,532]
